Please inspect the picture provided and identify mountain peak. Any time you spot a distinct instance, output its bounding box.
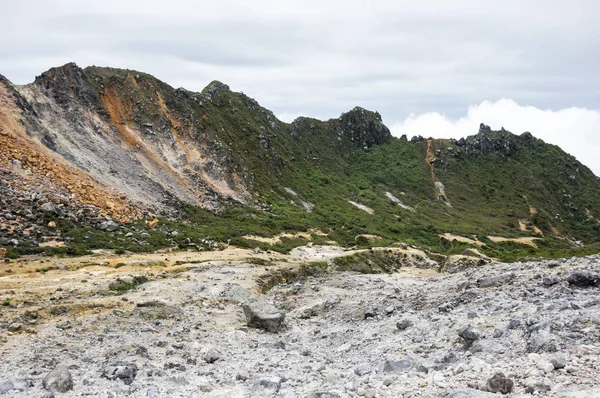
[337,106,391,149]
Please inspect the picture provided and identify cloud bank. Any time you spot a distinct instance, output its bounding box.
[389,99,600,176]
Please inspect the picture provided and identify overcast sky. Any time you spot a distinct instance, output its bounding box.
[2,0,600,174]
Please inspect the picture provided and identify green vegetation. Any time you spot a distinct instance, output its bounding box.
[108,276,150,293]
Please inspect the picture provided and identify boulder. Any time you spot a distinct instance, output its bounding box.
[567,271,599,287]
[42,365,73,393]
[101,362,138,385]
[97,220,120,232]
[243,303,285,333]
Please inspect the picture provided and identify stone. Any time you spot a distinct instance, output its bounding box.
[202,348,221,364]
[442,389,497,398]
[0,378,30,394]
[567,271,599,287]
[550,354,567,369]
[42,365,73,393]
[485,372,514,394]
[7,322,22,332]
[252,377,282,393]
[243,303,285,332]
[396,319,412,331]
[40,202,57,213]
[458,325,482,342]
[101,362,138,385]
[537,360,555,374]
[542,275,560,286]
[477,273,514,288]
[354,364,372,376]
[97,220,120,232]
[383,355,420,373]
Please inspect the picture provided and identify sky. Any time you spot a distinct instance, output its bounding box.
[2,0,599,174]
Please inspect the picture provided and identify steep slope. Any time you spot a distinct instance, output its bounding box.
[1,63,599,259]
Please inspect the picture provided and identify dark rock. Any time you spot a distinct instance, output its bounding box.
[486,372,514,394]
[396,319,412,331]
[42,365,73,393]
[243,303,285,332]
[567,271,599,287]
[101,362,138,385]
[458,325,482,342]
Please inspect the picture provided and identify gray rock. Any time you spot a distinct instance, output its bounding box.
[7,322,22,332]
[442,388,497,398]
[0,378,30,394]
[40,202,57,213]
[354,364,372,376]
[396,319,412,331]
[97,220,120,232]
[42,365,73,393]
[542,275,560,286]
[486,372,514,394]
[477,273,514,288]
[252,377,282,392]
[458,325,482,342]
[101,362,138,385]
[202,348,221,364]
[550,354,567,369]
[567,271,599,287]
[243,303,285,332]
[306,393,341,398]
[383,355,423,373]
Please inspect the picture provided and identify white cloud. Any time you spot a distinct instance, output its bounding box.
[389,99,600,176]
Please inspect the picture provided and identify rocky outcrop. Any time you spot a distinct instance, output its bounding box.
[337,107,392,149]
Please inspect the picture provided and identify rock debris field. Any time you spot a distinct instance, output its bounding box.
[0,247,599,397]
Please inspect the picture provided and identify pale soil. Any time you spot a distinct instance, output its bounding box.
[487,236,541,248]
[439,233,485,247]
[347,200,375,215]
[242,230,328,245]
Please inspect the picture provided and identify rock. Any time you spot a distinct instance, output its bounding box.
[537,360,555,374]
[542,275,560,286]
[458,325,482,342]
[40,202,57,213]
[527,329,560,353]
[306,393,341,398]
[243,303,285,332]
[477,273,514,288]
[396,319,412,331]
[354,364,372,376]
[252,377,282,393]
[0,378,29,394]
[202,348,221,364]
[383,355,422,373]
[101,362,138,385]
[442,388,497,397]
[485,372,514,394]
[97,220,120,232]
[567,271,599,287]
[7,322,22,332]
[550,354,567,369]
[42,365,73,393]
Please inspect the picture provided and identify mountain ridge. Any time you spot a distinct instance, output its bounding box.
[1,63,599,260]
